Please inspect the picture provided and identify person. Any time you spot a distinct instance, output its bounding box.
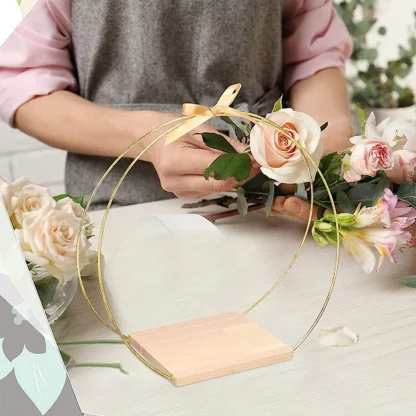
[0,0,353,219]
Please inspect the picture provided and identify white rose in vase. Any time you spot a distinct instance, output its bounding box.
[0,177,32,215]
[250,109,323,184]
[0,178,12,214]
[15,209,91,285]
[10,183,56,228]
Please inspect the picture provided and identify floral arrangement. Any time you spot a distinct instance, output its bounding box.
[0,177,94,310]
[185,99,416,275]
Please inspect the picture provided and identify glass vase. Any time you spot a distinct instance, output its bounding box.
[31,266,78,325]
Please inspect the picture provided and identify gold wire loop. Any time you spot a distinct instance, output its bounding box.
[76,84,340,380]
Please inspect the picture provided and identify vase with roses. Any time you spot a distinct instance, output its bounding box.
[0,177,95,323]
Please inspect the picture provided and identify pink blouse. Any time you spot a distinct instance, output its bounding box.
[0,0,352,126]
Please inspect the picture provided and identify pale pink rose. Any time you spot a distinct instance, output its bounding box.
[250,109,323,184]
[341,154,362,182]
[349,138,394,177]
[56,197,89,223]
[385,149,416,183]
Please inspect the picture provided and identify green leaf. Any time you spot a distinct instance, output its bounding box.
[320,122,329,132]
[397,182,416,207]
[53,194,85,207]
[372,178,390,205]
[263,181,275,217]
[35,276,59,309]
[242,173,269,193]
[317,205,326,220]
[355,104,368,136]
[220,116,247,141]
[336,191,355,214]
[236,187,248,216]
[347,182,376,207]
[400,276,416,288]
[201,132,237,154]
[60,350,73,367]
[204,153,251,182]
[241,121,252,135]
[272,96,283,112]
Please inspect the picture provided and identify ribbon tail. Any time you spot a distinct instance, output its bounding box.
[164,116,211,145]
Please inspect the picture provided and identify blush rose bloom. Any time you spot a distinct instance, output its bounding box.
[249,109,323,184]
[349,138,394,177]
[15,209,91,285]
[10,183,56,228]
[365,113,416,183]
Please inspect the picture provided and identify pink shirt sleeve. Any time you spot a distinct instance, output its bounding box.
[282,0,353,92]
[0,0,75,126]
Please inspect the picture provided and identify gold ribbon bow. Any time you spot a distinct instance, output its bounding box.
[164,83,256,145]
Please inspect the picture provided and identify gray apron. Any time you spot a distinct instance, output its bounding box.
[68,0,284,209]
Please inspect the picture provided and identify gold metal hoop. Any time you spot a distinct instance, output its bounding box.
[76,98,340,379]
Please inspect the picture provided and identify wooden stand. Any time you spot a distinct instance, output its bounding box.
[129,312,293,386]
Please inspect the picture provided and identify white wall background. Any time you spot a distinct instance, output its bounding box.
[0,0,415,193]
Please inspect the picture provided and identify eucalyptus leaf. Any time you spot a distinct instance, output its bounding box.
[204,153,251,182]
[336,191,355,214]
[272,96,283,112]
[372,178,390,205]
[397,182,416,207]
[220,116,247,141]
[236,187,248,216]
[201,132,237,154]
[263,181,275,217]
[400,276,416,288]
[347,182,376,207]
[294,183,308,199]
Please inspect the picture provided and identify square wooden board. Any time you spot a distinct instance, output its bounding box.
[129,311,293,386]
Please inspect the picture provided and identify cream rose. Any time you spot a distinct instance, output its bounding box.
[249,109,323,184]
[0,178,12,214]
[57,197,89,222]
[16,209,91,285]
[10,184,56,228]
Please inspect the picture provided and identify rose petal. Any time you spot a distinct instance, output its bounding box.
[319,326,359,347]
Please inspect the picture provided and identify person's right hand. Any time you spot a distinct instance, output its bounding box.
[145,113,260,199]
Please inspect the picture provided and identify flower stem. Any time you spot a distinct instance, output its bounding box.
[73,362,128,374]
[57,339,125,345]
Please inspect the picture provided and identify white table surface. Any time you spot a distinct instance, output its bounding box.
[54,198,416,416]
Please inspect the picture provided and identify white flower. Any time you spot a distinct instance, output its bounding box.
[250,109,323,184]
[16,209,91,285]
[0,178,12,214]
[10,183,56,228]
[57,197,89,223]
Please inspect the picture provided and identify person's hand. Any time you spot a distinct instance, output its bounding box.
[270,129,352,222]
[146,113,260,198]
